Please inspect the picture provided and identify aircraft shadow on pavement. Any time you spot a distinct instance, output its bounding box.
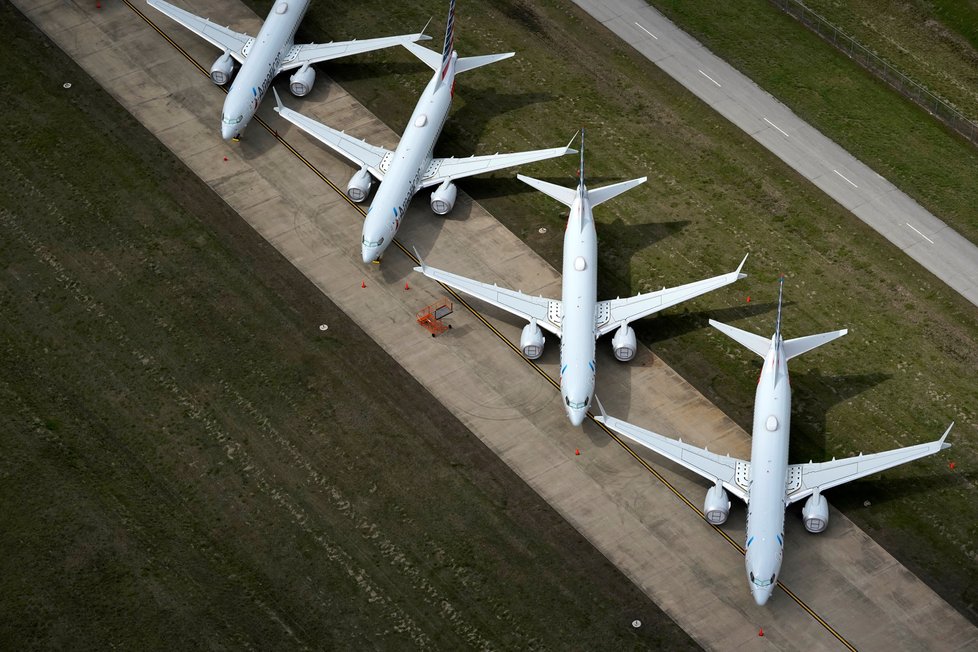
[788,370,891,462]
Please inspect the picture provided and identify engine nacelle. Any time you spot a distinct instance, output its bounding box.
[802,492,829,533]
[703,483,731,525]
[611,325,637,361]
[430,180,458,215]
[520,321,545,359]
[210,51,235,85]
[346,167,374,203]
[289,64,316,97]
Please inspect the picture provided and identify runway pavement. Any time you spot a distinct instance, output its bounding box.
[573,0,978,309]
[15,0,977,649]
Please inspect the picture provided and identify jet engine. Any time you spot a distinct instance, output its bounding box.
[611,324,637,361]
[210,51,236,85]
[430,180,458,215]
[703,483,731,525]
[520,321,545,359]
[289,64,316,97]
[346,167,374,203]
[802,491,829,533]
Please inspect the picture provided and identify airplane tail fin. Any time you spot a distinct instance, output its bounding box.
[406,1,514,78]
[587,177,647,207]
[708,320,771,359]
[775,276,847,360]
[710,277,847,360]
[455,52,515,74]
[517,174,577,207]
[783,329,848,361]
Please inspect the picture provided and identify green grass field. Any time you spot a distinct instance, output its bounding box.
[271,0,978,623]
[649,0,978,249]
[0,4,698,648]
[797,0,978,123]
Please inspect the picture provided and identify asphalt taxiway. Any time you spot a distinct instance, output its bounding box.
[573,0,978,309]
[16,1,976,649]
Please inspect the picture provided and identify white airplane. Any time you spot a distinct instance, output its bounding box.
[272,0,576,264]
[415,131,748,426]
[595,278,953,606]
[146,0,429,140]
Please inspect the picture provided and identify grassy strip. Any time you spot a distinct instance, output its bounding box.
[0,4,697,648]
[649,0,978,249]
[275,0,978,623]
[799,0,978,122]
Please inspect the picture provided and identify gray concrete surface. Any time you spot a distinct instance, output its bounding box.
[16,1,977,650]
[574,0,978,309]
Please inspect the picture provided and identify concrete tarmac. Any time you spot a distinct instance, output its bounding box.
[16,1,977,650]
[573,0,978,309]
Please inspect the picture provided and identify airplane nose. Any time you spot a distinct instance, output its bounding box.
[752,587,772,606]
[221,124,236,141]
[361,247,376,265]
[568,409,585,427]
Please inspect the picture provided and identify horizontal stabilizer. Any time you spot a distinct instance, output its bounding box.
[708,319,771,358]
[455,52,515,74]
[517,174,577,207]
[588,177,647,207]
[783,329,848,360]
[402,41,442,71]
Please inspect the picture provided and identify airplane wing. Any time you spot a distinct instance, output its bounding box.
[414,257,561,336]
[279,32,432,72]
[594,254,748,337]
[147,0,252,63]
[595,398,750,503]
[420,143,577,189]
[785,424,953,504]
[272,89,392,179]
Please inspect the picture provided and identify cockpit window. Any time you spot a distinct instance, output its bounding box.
[361,235,385,247]
[222,114,244,125]
[565,396,588,409]
[750,572,776,587]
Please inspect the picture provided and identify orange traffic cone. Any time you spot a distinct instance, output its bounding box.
[360,280,366,289]
[758,628,764,637]
[575,448,580,456]
[404,281,410,290]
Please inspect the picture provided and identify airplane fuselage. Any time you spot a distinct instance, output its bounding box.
[221,0,309,140]
[559,187,598,426]
[743,337,791,605]
[360,54,457,263]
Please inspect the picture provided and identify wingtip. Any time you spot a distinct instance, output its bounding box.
[593,395,608,420]
[272,86,283,111]
[412,246,426,271]
[939,421,954,446]
[736,252,749,274]
[567,131,580,150]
